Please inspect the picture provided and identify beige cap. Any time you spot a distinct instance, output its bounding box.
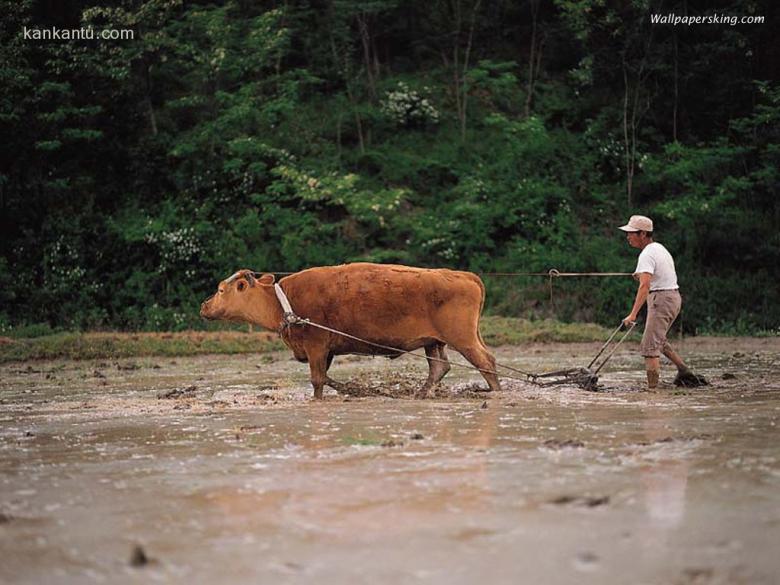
[619,215,653,232]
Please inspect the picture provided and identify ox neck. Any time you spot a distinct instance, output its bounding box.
[245,285,285,331]
[274,283,295,314]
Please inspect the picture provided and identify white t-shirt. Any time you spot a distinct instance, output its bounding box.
[635,242,679,291]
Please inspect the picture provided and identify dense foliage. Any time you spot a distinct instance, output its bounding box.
[1,0,778,334]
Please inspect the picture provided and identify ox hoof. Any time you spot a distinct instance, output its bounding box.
[415,386,437,400]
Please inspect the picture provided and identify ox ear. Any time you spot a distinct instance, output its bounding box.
[253,272,275,286]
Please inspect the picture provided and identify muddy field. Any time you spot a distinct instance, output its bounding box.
[1,337,779,585]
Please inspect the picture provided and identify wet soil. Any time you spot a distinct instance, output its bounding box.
[1,337,779,584]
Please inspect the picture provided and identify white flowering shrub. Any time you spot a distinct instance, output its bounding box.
[44,236,95,293]
[144,303,192,331]
[274,164,409,227]
[381,82,440,127]
[421,236,457,261]
[144,225,201,277]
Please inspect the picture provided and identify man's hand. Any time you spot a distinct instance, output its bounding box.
[624,272,651,328]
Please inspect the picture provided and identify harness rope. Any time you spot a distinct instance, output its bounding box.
[272,282,635,387]
[274,283,534,381]
[266,269,633,277]
[269,269,633,316]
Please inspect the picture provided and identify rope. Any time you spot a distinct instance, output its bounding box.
[260,269,633,278]
[481,270,633,277]
[478,269,634,314]
[260,268,635,387]
[281,316,635,389]
[280,315,539,383]
[482,270,633,315]
[264,268,632,319]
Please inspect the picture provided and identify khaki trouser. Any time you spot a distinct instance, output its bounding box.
[640,290,681,358]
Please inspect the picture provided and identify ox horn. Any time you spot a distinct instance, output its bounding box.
[224,270,260,286]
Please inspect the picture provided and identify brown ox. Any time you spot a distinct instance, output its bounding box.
[200,263,501,399]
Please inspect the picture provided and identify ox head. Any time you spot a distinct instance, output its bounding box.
[200,269,275,322]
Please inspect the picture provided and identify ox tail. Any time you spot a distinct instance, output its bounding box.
[473,273,490,349]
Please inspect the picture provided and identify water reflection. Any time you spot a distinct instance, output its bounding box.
[1,341,779,584]
[639,406,690,530]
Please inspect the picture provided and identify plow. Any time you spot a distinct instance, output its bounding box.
[525,322,636,391]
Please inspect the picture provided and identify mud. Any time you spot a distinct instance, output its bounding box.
[1,337,779,584]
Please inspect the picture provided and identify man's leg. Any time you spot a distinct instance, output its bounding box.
[641,291,681,390]
[664,341,709,387]
[662,342,690,373]
[641,296,661,390]
[644,356,660,390]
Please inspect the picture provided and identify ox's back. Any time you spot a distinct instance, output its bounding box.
[279,263,485,351]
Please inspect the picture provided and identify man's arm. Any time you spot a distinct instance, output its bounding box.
[623,272,652,326]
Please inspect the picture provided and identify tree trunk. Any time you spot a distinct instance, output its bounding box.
[525,0,539,118]
[336,112,342,162]
[460,0,480,141]
[329,30,365,154]
[622,64,632,206]
[621,27,653,208]
[452,0,463,138]
[136,55,158,137]
[346,81,365,155]
[446,0,481,143]
[356,13,377,101]
[672,31,678,142]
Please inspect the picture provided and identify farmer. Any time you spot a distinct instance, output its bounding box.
[619,215,708,390]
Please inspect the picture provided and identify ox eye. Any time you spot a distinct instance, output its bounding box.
[218,288,224,294]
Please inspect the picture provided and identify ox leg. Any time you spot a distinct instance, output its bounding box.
[454,344,501,392]
[326,377,347,392]
[323,352,349,393]
[419,343,450,398]
[306,347,329,400]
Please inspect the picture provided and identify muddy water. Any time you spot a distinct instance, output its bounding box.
[1,337,779,585]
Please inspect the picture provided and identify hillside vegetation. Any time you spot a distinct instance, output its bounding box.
[1,0,778,335]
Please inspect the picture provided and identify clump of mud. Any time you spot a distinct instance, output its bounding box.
[448,382,495,399]
[549,495,610,508]
[380,439,404,448]
[673,369,710,387]
[332,373,497,399]
[157,385,198,399]
[129,544,158,568]
[543,439,585,450]
[334,372,429,399]
[129,545,149,567]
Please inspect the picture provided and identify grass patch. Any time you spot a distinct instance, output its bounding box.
[0,331,285,363]
[0,318,632,363]
[342,436,384,447]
